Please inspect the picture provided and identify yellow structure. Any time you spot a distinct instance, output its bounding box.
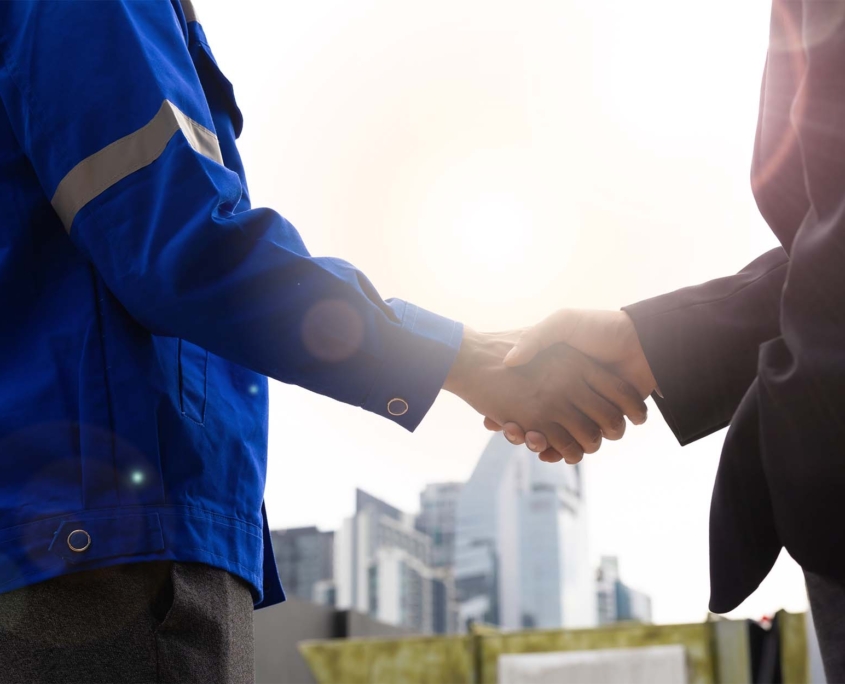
[299,611,808,684]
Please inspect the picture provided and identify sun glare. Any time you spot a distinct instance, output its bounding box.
[409,149,579,303]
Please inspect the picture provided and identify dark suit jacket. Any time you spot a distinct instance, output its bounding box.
[624,1,845,612]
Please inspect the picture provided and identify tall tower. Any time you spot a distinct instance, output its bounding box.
[454,434,595,631]
[270,526,334,604]
[416,482,463,569]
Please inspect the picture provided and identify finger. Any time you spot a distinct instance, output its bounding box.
[503,310,581,368]
[538,447,564,463]
[584,363,649,426]
[484,417,503,432]
[554,405,603,455]
[542,423,584,464]
[503,422,527,446]
[524,430,548,453]
[572,385,627,441]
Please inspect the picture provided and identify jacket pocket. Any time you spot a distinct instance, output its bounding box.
[178,339,208,424]
[150,561,176,631]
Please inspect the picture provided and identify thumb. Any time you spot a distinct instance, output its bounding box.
[504,310,578,367]
[503,329,543,367]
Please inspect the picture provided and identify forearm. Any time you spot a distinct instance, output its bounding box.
[75,168,463,430]
[623,247,788,445]
[0,0,464,432]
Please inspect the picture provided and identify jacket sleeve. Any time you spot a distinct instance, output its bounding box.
[0,1,462,431]
[622,248,788,445]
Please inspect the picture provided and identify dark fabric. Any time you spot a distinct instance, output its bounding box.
[155,562,254,684]
[0,561,254,684]
[625,1,845,613]
[806,571,845,683]
[623,248,788,445]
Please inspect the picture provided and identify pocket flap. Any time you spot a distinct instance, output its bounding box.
[48,513,165,565]
[195,41,244,138]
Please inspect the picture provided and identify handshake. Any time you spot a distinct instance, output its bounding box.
[443,309,658,464]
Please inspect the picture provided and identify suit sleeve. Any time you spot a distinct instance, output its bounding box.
[622,248,787,445]
[0,1,462,431]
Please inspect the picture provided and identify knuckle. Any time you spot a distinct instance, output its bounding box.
[605,413,626,438]
[584,423,602,444]
[583,436,602,454]
[616,379,635,397]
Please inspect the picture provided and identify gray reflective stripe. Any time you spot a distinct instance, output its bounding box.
[181,0,198,23]
[51,99,222,232]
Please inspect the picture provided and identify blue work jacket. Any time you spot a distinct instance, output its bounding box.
[0,0,462,608]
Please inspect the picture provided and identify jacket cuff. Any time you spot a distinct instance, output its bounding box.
[361,302,463,432]
[622,297,733,446]
[622,250,788,446]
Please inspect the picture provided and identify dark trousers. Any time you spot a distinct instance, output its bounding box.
[0,561,254,683]
[806,571,845,683]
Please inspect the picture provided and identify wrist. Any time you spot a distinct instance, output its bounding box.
[443,327,477,397]
[621,311,659,397]
[442,327,515,399]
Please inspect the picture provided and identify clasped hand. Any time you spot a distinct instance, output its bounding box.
[443,310,657,463]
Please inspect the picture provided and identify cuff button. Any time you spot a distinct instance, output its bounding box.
[67,529,91,553]
[387,398,409,417]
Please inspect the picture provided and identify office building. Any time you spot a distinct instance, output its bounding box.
[416,482,463,569]
[270,526,334,604]
[596,556,652,625]
[454,434,595,631]
[335,489,456,633]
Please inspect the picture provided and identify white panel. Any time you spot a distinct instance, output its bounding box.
[354,512,370,613]
[498,645,687,684]
[376,549,402,625]
[334,517,354,609]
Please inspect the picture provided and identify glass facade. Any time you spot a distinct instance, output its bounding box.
[455,435,595,631]
[335,489,454,634]
[596,556,652,625]
[271,526,334,603]
[416,482,463,568]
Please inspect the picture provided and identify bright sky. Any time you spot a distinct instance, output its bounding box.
[198,0,807,625]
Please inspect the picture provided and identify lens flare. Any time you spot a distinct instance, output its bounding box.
[302,299,365,363]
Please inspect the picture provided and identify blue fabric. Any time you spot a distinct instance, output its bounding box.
[0,1,462,607]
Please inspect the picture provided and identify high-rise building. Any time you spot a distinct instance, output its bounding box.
[335,489,456,634]
[270,526,334,604]
[596,556,652,625]
[311,578,336,607]
[454,434,595,631]
[596,556,620,625]
[416,482,463,633]
[416,482,463,569]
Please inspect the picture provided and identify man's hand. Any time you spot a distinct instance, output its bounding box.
[504,310,658,397]
[483,310,658,452]
[443,327,648,464]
